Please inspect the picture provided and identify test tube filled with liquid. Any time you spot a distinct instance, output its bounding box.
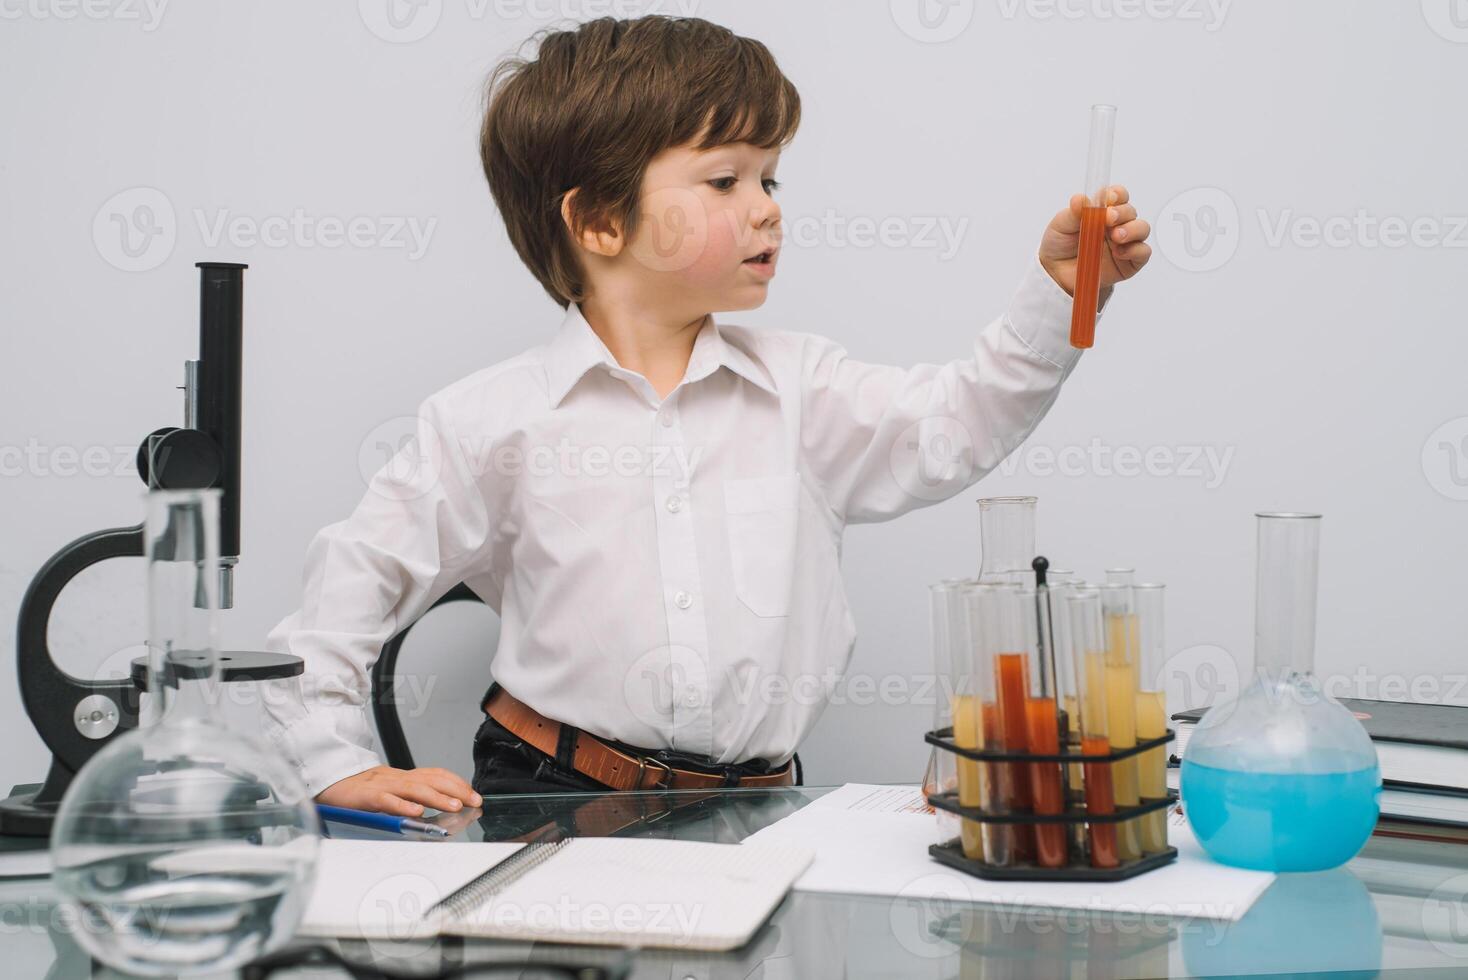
[1017,585,1069,868]
[1069,104,1117,350]
[981,584,1037,864]
[1133,584,1170,854]
[1069,587,1119,868]
[1101,583,1143,861]
[961,584,1017,866]
[934,581,989,860]
[1046,579,1088,858]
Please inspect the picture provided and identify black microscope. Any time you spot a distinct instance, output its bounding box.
[0,262,303,837]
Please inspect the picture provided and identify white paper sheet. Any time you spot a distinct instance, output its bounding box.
[742,783,1274,921]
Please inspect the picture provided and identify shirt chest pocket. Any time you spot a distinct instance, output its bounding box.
[723,473,801,618]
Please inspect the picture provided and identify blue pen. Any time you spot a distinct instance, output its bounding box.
[316,804,450,839]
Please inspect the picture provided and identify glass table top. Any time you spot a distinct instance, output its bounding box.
[4,783,1468,978]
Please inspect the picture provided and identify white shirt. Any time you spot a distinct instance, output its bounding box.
[263,257,1087,795]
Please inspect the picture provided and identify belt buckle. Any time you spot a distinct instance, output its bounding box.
[636,754,673,790]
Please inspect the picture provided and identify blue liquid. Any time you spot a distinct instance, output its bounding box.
[1181,760,1380,872]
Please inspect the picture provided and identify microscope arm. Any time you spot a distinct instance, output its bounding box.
[15,523,145,779]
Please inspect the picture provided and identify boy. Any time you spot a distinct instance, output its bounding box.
[264,15,1151,817]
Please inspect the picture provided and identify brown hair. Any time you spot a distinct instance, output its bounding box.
[480,16,801,308]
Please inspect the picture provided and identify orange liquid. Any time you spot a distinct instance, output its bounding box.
[1069,205,1107,349]
[1024,697,1068,868]
[1082,734,1120,868]
[994,653,1035,861]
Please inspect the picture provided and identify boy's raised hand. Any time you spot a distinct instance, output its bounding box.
[1038,184,1151,298]
[316,765,483,816]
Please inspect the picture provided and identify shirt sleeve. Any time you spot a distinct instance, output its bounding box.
[261,394,491,796]
[799,256,1093,525]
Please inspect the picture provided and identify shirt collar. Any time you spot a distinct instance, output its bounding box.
[543,302,776,407]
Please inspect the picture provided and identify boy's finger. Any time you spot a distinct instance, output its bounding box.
[1111,218,1151,243]
[1112,241,1152,264]
[424,769,482,805]
[1103,184,1130,206]
[1105,204,1138,227]
[394,783,467,814]
[1052,199,1085,235]
[374,791,426,817]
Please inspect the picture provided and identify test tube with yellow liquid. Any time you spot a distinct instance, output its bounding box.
[1100,583,1142,862]
[929,581,980,858]
[1133,584,1170,854]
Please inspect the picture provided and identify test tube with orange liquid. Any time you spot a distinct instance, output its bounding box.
[981,585,1038,865]
[1069,104,1117,350]
[1068,587,1120,869]
[1017,584,1070,869]
[1133,584,1171,854]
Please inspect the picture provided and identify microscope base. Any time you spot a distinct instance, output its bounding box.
[0,757,75,837]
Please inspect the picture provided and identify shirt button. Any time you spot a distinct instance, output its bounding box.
[674,590,693,610]
[684,689,701,708]
[666,495,683,513]
[658,409,675,428]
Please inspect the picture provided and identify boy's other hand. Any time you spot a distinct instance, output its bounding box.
[316,765,483,816]
[1038,185,1151,298]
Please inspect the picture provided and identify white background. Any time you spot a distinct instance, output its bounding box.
[3,0,1466,794]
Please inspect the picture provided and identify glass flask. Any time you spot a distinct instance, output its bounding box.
[51,489,319,977]
[1181,513,1380,871]
[976,495,1037,582]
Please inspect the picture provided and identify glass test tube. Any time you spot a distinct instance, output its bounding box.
[1104,567,1135,586]
[1069,587,1119,868]
[1046,579,1088,859]
[1102,583,1142,861]
[1133,583,1170,854]
[961,584,1015,866]
[1019,585,1069,868]
[1068,104,1116,350]
[933,580,987,859]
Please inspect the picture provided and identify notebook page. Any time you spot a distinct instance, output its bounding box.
[298,840,525,939]
[444,837,814,951]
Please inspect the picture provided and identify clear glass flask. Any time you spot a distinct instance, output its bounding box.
[976,495,1037,582]
[1181,513,1381,871]
[51,489,319,977]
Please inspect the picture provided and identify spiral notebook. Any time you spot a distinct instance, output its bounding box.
[298,837,813,951]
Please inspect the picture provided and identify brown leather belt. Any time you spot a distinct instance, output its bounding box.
[483,686,794,791]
